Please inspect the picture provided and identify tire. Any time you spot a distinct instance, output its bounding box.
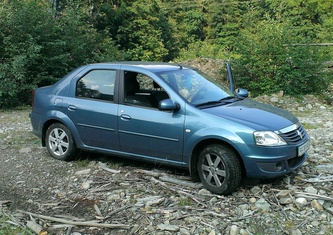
[197,144,242,195]
[45,123,78,161]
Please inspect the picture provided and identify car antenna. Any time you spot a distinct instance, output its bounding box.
[175,62,183,69]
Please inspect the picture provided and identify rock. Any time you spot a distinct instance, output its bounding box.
[146,196,164,207]
[157,224,179,231]
[75,169,91,175]
[306,104,313,109]
[239,229,250,235]
[271,97,279,103]
[179,228,191,235]
[276,190,294,198]
[311,200,323,211]
[316,164,333,173]
[198,188,212,195]
[289,228,302,235]
[229,225,239,235]
[136,196,164,207]
[279,197,293,205]
[295,197,308,206]
[81,180,93,189]
[249,197,257,203]
[208,229,216,235]
[255,198,271,212]
[19,147,32,153]
[107,194,121,201]
[305,186,318,194]
[250,186,261,195]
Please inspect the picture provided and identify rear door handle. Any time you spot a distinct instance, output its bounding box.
[68,105,77,111]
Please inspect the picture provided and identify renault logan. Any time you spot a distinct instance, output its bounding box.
[30,61,310,194]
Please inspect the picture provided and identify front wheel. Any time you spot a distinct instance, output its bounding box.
[45,123,78,161]
[197,144,242,195]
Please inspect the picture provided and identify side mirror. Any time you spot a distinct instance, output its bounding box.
[158,99,180,111]
[236,88,249,98]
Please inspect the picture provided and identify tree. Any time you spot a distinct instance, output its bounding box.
[0,0,122,108]
[114,0,171,61]
[206,0,243,51]
[233,8,328,96]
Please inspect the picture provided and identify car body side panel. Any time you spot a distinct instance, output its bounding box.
[118,104,185,161]
[182,104,309,178]
[65,98,119,150]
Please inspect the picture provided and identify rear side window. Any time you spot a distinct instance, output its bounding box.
[76,70,116,101]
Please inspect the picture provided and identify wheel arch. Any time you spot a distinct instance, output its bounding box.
[41,113,80,148]
[41,119,61,146]
[189,138,246,181]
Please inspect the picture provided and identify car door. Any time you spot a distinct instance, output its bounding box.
[118,70,185,163]
[66,69,120,150]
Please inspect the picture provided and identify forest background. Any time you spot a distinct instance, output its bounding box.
[1,0,333,108]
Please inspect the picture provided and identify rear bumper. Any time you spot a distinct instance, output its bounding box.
[29,111,45,139]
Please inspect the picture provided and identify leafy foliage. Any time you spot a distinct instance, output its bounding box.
[0,0,333,107]
[0,0,122,108]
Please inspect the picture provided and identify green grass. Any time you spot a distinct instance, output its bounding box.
[301,122,321,130]
[0,211,33,235]
[178,197,193,207]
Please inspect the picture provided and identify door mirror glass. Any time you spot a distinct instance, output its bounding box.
[236,88,249,98]
[158,99,180,111]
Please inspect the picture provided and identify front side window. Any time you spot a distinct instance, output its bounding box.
[123,71,169,108]
[76,70,116,101]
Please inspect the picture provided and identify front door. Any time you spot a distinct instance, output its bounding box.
[118,71,185,163]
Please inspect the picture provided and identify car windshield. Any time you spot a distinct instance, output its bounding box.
[157,68,235,106]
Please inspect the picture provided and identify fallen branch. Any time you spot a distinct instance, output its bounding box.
[135,169,166,177]
[159,176,202,189]
[104,205,132,220]
[304,175,333,183]
[98,162,121,174]
[26,220,44,234]
[294,192,333,202]
[150,177,206,207]
[18,210,130,229]
[0,200,11,205]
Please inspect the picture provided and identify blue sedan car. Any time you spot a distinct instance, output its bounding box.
[30,61,310,194]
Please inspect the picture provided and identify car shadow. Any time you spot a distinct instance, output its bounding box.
[74,150,291,193]
[75,150,191,178]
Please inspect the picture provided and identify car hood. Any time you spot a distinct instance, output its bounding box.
[203,99,298,131]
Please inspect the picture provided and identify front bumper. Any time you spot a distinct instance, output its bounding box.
[240,138,310,179]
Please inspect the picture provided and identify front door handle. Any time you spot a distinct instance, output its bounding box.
[120,114,131,121]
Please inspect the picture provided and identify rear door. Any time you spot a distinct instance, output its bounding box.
[66,69,120,150]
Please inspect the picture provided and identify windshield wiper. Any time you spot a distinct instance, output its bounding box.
[195,100,222,108]
[220,96,236,102]
[221,95,245,102]
[195,96,242,108]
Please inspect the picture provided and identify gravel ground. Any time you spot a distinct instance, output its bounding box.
[0,95,332,235]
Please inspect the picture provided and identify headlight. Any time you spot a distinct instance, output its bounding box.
[254,131,287,146]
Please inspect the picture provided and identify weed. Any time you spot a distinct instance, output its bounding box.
[302,123,321,130]
[0,211,33,235]
[178,197,193,206]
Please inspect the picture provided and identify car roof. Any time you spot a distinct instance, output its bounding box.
[87,61,191,73]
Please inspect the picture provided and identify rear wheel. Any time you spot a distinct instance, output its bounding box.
[197,144,241,195]
[45,123,78,161]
